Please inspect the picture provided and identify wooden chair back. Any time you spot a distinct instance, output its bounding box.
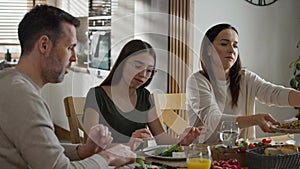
[152,93,189,137]
[64,96,87,144]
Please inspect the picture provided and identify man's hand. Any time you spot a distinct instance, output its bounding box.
[99,144,136,167]
[77,124,113,159]
[87,124,113,152]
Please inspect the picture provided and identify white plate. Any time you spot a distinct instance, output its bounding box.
[143,145,186,160]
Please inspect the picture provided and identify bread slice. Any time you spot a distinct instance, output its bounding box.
[277,145,299,154]
[264,147,281,156]
[264,145,298,156]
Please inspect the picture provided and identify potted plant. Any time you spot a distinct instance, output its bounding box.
[289,41,300,119]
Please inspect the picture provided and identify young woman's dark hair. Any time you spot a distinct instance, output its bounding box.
[101,39,156,89]
[200,23,242,108]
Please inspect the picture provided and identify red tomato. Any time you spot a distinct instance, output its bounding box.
[248,143,255,148]
[241,147,247,153]
[265,139,272,144]
[262,138,272,144]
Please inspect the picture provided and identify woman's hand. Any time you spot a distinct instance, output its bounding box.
[77,124,113,159]
[126,137,144,151]
[254,114,280,132]
[237,113,280,132]
[178,127,203,146]
[127,128,153,150]
[131,128,153,140]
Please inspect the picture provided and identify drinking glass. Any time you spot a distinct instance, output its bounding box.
[186,144,212,169]
[219,121,240,147]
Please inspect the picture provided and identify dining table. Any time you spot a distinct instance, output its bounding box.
[139,134,295,169]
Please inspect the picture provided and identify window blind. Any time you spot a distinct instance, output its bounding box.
[60,0,88,18]
[0,0,45,45]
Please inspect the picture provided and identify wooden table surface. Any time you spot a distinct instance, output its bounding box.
[142,134,294,169]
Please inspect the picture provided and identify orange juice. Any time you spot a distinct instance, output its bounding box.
[186,158,211,169]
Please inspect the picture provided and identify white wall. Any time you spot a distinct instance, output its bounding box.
[110,0,169,93]
[134,0,169,93]
[41,71,104,129]
[111,0,135,63]
[193,0,300,137]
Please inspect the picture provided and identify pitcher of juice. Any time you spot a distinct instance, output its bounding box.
[186,144,211,169]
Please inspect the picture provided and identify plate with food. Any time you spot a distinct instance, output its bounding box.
[117,158,166,169]
[143,144,186,160]
[270,120,300,133]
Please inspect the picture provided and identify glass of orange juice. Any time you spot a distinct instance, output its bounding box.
[186,144,211,169]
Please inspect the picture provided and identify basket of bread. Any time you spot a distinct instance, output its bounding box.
[211,138,272,167]
[246,144,300,169]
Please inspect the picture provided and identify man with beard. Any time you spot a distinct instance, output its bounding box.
[0,5,135,169]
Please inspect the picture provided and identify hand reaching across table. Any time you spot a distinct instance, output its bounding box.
[236,113,280,133]
[178,127,203,146]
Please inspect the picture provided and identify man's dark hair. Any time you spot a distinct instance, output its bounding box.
[18,5,80,55]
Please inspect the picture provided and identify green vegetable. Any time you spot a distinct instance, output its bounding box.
[134,146,181,169]
[158,144,183,157]
[159,165,167,169]
[136,157,145,166]
[154,147,168,155]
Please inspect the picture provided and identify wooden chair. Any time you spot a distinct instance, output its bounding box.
[64,96,87,144]
[152,93,189,138]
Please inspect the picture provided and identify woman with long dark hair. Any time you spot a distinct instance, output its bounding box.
[83,39,201,149]
[187,23,300,143]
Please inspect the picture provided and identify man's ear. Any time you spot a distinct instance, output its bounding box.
[38,35,50,54]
